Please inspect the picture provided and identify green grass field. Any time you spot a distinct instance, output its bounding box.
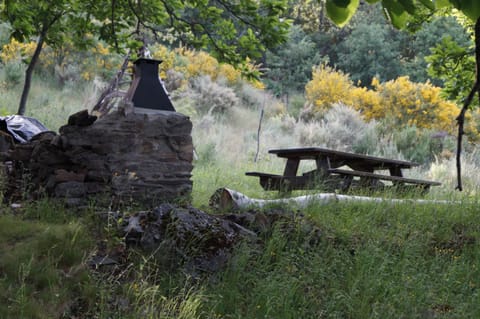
[1,166,479,318]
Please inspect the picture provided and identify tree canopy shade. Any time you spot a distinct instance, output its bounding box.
[0,0,290,115]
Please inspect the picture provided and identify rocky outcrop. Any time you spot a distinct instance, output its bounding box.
[122,204,257,274]
[113,203,322,275]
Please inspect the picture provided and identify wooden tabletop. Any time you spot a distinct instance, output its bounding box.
[268,147,418,170]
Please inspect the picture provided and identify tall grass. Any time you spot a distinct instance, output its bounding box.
[0,210,95,319]
[3,193,480,318]
[0,68,94,131]
[193,199,480,318]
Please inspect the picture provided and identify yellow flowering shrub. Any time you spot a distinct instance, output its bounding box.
[92,43,112,70]
[219,63,241,85]
[350,86,382,119]
[149,45,261,88]
[0,39,36,63]
[1,36,263,92]
[0,37,122,82]
[76,42,120,81]
[150,44,176,78]
[374,76,459,132]
[239,57,265,89]
[304,66,460,133]
[305,65,355,112]
[183,50,219,80]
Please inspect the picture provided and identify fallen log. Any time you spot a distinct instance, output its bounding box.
[211,188,458,210]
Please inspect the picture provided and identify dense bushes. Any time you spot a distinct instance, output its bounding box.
[304,66,460,135]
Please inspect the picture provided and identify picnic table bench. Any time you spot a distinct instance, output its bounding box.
[246,147,441,192]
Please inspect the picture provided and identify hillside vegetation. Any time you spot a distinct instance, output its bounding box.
[2,6,480,318]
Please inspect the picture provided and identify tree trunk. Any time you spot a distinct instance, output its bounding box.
[210,188,457,211]
[455,17,480,191]
[17,33,45,115]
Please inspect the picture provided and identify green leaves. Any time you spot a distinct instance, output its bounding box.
[382,0,410,28]
[324,0,441,29]
[325,0,360,27]
[426,36,476,104]
[434,0,452,8]
[418,0,435,10]
[448,0,480,21]
[380,0,436,28]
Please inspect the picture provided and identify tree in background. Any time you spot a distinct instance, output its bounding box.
[0,0,290,115]
[264,25,324,96]
[264,1,470,100]
[336,22,402,86]
[406,15,472,84]
[288,0,340,33]
[333,5,469,87]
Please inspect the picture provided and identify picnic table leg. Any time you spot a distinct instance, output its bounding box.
[283,158,300,176]
[340,175,354,191]
[315,157,331,175]
[389,167,403,177]
[314,156,343,191]
[354,167,384,189]
[389,167,403,186]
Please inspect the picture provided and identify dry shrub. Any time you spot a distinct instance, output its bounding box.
[429,151,480,194]
[236,82,266,109]
[164,69,185,92]
[187,75,239,116]
[295,103,377,152]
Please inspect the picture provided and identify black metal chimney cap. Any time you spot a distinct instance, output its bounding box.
[133,58,163,65]
[130,58,175,112]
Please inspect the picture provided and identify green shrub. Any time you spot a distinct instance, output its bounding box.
[3,59,24,87]
[392,126,444,164]
[287,93,306,119]
[0,22,11,49]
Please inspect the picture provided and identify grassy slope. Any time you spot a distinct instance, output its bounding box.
[2,171,479,318]
[1,73,480,318]
[202,202,480,319]
[0,204,95,319]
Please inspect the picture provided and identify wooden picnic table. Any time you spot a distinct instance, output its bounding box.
[246,147,441,192]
